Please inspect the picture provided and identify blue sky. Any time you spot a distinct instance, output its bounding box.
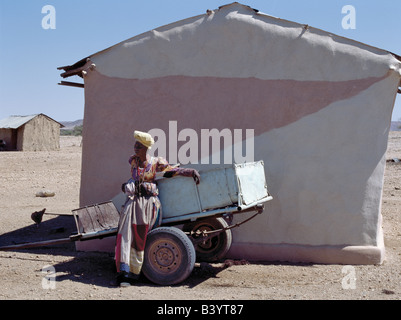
[1,0,400,122]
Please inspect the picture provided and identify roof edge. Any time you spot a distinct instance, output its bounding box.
[58,2,401,79]
[0,113,64,129]
[218,2,259,13]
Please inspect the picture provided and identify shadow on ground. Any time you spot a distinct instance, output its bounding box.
[0,215,77,254]
[0,215,315,289]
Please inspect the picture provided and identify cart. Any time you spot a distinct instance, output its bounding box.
[0,161,272,285]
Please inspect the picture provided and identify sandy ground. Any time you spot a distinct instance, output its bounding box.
[0,133,400,301]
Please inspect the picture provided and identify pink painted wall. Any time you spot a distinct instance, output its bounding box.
[80,70,388,207]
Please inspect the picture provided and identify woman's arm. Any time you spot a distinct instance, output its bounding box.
[157,157,200,184]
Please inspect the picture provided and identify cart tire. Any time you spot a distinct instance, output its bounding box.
[183,217,232,262]
[142,227,195,285]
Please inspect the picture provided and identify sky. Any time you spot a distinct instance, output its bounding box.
[0,0,400,122]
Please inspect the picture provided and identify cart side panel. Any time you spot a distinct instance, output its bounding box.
[235,161,270,206]
[196,166,238,211]
[158,166,239,219]
[157,176,201,218]
[158,162,270,219]
[72,202,120,234]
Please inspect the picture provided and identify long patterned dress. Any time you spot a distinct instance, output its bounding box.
[115,155,194,276]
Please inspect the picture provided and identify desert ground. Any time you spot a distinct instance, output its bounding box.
[0,133,400,301]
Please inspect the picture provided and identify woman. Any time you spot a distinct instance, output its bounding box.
[115,130,200,286]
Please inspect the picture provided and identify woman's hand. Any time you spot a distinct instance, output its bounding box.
[163,168,200,184]
[192,170,200,185]
[162,171,175,178]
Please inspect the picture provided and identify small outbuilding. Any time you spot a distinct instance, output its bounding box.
[59,2,401,264]
[0,113,63,151]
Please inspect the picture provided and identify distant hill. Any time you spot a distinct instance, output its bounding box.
[60,119,83,136]
[391,121,401,131]
[60,119,83,130]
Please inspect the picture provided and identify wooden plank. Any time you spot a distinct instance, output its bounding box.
[97,202,120,228]
[83,206,97,233]
[73,206,95,234]
[58,81,84,88]
[72,202,120,235]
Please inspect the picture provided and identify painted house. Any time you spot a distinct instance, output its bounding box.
[0,113,63,151]
[59,3,401,264]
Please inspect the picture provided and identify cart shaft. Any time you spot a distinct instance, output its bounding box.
[0,237,73,251]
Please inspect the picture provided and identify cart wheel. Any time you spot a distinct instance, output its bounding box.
[183,217,232,262]
[142,227,195,285]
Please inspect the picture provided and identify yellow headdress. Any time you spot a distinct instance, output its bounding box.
[134,130,154,149]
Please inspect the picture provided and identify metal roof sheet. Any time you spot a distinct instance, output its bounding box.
[0,114,64,129]
[0,114,38,129]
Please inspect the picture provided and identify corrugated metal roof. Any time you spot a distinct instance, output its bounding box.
[0,114,38,129]
[0,114,64,129]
